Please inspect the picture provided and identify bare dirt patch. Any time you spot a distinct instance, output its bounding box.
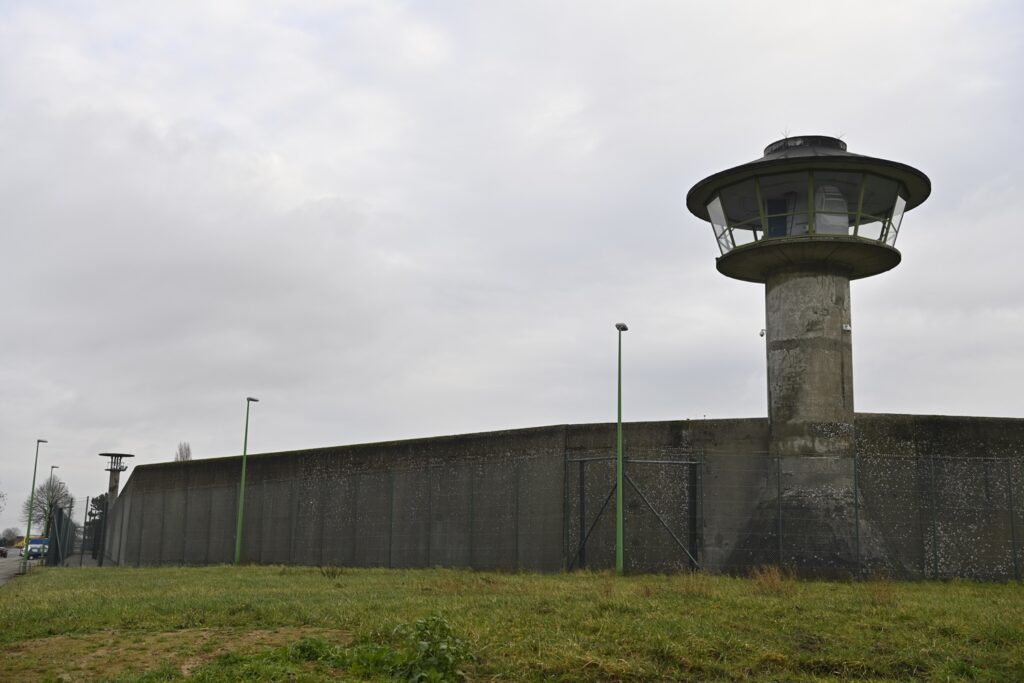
[7,626,351,681]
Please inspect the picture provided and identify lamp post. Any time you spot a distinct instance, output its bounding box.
[234,396,259,565]
[21,439,47,574]
[615,322,628,576]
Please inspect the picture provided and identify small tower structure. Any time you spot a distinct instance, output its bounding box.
[98,452,134,566]
[687,136,930,458]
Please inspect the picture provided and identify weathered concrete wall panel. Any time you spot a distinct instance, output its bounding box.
[207,485,236,565]
[390,469,430,568]
[106,415,1024,579]
[161,487,186,564]
[320,469,356,567]
[428,465,471,568]
[354,471,392,567]
[183,486,211,565]
[471,461,517,569]
[518,453,564,571]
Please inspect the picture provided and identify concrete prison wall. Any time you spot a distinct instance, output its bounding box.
[105,414,1024,578]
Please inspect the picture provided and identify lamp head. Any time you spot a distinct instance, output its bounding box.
[246,397,259,403]
[37,439,48,444]
[615,323,629,332]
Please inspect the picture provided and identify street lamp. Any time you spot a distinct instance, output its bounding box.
[49,465,59,479]
[234,397,259,565]
[21,439,47,574]
[615,323,628,576]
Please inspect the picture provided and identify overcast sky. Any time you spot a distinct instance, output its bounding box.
[2,0,1022,532]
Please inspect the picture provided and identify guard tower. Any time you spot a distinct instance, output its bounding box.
[687,136,930,457]
[98,452,134,566]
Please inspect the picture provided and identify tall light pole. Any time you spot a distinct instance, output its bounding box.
[234,396,259,565]
[615,323,628,576]
[22,439,47,574]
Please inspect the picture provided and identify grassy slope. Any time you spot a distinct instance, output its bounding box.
[1,565,1022,681]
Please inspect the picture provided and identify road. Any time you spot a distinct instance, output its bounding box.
[0,552,34,587]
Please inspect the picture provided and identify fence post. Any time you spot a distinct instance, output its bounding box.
[80,496,89,568]
[1006,458,1020,582]
[67,508,74,564]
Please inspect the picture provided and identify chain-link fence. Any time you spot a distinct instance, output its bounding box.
[18,497,105,572]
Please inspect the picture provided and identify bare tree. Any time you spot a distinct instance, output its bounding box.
[175,442,193,462]
[1,527,21,545]
[22,475,74,538]
[0,487,6,515]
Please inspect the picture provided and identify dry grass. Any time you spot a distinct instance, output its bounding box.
[861,575,898,606]
[7,627,350,682]
[749,564,796,596]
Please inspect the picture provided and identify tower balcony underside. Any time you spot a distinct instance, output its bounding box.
[716,236,901,283]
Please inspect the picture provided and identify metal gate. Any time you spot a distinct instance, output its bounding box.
[565,448,701,572]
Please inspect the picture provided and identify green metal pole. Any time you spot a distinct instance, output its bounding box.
[234,398,257,564]
[615,324,627,576]
[21,439,46,574]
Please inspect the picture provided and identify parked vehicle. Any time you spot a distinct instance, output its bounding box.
[25,539,48,561]
[0,547,7,558]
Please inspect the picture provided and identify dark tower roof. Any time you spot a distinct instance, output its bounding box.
[686,135,931,222]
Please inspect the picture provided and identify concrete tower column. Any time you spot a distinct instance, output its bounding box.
[765,267,854,457]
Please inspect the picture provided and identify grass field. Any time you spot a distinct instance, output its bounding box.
[1,565,1022,681]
